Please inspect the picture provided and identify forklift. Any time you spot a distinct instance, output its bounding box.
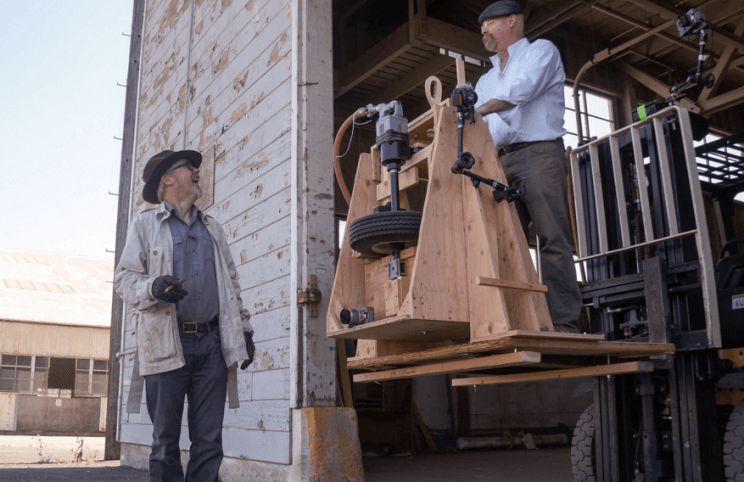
[566,13,744,479]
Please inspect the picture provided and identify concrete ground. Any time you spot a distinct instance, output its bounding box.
[0,436,574,481]
[364,447,574,482]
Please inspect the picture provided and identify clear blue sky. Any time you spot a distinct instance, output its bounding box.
[0,1,133,258]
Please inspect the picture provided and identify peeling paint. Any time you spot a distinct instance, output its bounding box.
[250,92,265,109]
[195,19,204,35]
[220,0,232,14]
[245,0,254,12]
[212,50,229,74]
[252,184,264,199]
[231,103,247,123]
[157,0,190,32]
[233,70,249,92]
[240,250,247,263]
[242,153,268,171]
[267,45,280,67]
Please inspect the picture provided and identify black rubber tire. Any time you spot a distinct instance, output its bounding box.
[571,404,596,482]
[349,210,422,257]
[724,400,744,481]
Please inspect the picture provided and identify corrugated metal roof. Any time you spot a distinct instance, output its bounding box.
[0,247,113,327]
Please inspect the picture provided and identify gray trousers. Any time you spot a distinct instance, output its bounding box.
[500,139,582,329]
[145,329,227,482]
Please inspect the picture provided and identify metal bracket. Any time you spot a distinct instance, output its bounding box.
[298,274,322,317]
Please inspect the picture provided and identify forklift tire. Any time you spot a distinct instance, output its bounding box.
[724,400,744,481]
[349,210,422,257]
[571,404,596,482]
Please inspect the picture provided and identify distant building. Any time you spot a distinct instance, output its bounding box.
[0,247,113,434]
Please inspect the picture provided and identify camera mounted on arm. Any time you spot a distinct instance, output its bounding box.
[449,83,525,203]
[668,8,715,103]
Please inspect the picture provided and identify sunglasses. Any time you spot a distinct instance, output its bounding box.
[168,161,197,173]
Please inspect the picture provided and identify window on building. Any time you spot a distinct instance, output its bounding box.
[563,86,615,149]
[74,358,109,397]
[92,360,108,395]
[34,356,49,393]
[0,355,32,393]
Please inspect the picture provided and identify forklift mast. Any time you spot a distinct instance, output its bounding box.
[571,103,744,481]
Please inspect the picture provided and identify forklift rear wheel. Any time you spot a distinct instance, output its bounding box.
[724,400,744,481]
[571,404,596,482]
[349,210,422,257]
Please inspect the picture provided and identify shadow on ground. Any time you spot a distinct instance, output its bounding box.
[0,465,149,481]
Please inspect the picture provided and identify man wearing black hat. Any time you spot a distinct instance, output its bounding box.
[474,0,582,333]
[114,149,255,481]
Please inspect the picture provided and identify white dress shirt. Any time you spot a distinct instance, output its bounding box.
[475,37,567,148]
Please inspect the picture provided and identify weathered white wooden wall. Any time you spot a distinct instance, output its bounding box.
[118,0,308,473]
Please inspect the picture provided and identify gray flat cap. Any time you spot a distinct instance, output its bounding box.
[479,0,523,24]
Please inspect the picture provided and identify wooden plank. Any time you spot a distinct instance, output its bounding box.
[347,331,674,369]
[699,85,744,116]
[335,22,412,99]
[618,61,700,113]
[476,277,548,293]
[329,315,470,341]
[327,152,380,335]
[452,361,653,386]
[353,351,541,382]
[420,17,490,63]
[336,339,354,408]
[377,166,424,201]
[405,104,470,323]
[412,400,437,451]
[374,54,453,104]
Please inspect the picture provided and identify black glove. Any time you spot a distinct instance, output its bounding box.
[240,332,255,369]
[152,275,188,303]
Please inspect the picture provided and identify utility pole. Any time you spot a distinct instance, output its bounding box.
[105,0,144,460]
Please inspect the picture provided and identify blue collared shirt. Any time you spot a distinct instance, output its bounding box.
[163,201,219,324]
[475,37,567,148]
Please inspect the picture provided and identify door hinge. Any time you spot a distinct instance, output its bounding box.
[298,274,322,317]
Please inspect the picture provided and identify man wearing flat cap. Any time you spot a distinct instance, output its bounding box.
[114,149,255,481]
[474,0,582,333]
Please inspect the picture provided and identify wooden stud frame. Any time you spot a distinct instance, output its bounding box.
[327,98,553,356]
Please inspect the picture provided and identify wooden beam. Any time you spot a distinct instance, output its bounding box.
[353,351,542,382]
[699,84,744,115]
[626,0,744,53]
[452,360,653,386]
[524,0,585,37]
[476,277,548,293]
[419,16,490,63]
[698,18,744,103]
[347,331,674,370]
[335,21,412,99]
[618,61,701,113]
[412,401,437,451]
[336,339,354,408]
[373,53,453,104]
[527,0,602,40]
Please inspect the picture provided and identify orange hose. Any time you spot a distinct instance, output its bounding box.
[334,110,367,206]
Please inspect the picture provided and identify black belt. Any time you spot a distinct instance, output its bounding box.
[178,319,218,334]
[498,139,559,158]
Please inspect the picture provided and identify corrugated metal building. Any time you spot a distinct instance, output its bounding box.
[0,247,113,434]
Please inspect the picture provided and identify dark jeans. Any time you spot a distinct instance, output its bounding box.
[145,328,227,482]
[500,139,583,329]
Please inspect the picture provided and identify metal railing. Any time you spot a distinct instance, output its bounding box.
[569,106,721,348]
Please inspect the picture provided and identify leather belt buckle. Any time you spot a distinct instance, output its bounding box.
[182,322,198,334]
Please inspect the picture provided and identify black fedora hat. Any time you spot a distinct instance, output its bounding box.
[142,149,202,204]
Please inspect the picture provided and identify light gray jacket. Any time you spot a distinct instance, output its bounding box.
[114,202,252,410]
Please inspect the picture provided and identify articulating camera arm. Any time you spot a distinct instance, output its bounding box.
[668,9,714,102]
[449,84,525,203]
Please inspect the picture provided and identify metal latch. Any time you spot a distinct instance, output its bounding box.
[298,274,322,317]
